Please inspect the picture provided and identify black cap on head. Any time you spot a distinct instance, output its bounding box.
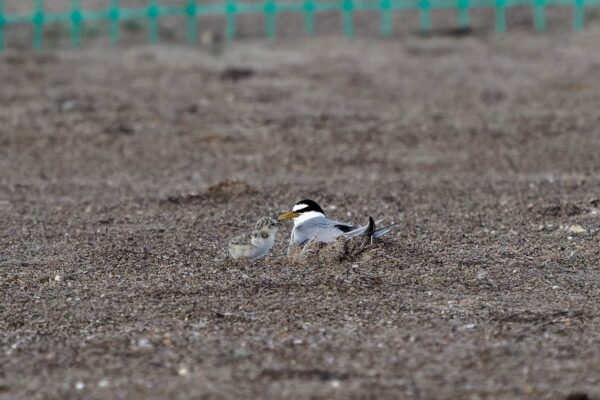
[293,199,325,215]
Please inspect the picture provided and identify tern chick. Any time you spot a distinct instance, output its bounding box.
[228,217,279,260]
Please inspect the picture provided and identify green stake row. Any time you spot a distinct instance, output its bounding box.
[0,0,597,51]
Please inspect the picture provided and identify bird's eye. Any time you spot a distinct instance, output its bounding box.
[261,232,269,239]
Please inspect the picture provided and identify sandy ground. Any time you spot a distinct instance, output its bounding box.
[2,22,600,400]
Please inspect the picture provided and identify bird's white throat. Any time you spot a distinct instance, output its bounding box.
[293,211,325,226]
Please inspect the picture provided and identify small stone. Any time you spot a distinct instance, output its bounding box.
[330,380,341,388]
[233,347,251,358]
[136,338,152,349]
[98,379,109,388]
[523,383,535,394]
[75,381,85,390]
[162,333,172,346]
[54,275,61,282]
[568,225,587,234]
[200,31,215,45]
[191,321,207,330]
[61,100,77,112]
[177,366,189,376]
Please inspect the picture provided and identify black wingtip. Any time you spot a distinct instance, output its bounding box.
[367,216,375,236]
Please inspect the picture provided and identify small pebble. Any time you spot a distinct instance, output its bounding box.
[75,381,85,390]
[233,347,251,358]
[191,321,207,330]
[136,338,152,349]
[60,100,77,112]
[568,225,586,234]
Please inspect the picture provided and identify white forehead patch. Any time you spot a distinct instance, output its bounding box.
[292,203,309,212]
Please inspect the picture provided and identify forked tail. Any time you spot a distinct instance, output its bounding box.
[343,217,396,241]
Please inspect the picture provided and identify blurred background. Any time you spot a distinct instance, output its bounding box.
[3,0,600,49]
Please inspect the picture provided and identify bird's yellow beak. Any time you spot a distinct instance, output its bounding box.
[277,210,300,221]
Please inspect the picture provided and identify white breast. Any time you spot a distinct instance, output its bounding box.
[250,233,276,259]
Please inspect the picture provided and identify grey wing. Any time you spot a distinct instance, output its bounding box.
[373,223,396,238]
[342,219,374,238]
[293,219,353,245]
[344,218,396,239]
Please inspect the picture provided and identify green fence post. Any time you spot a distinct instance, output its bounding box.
[71,0,83,48]
[380,0,392,36]
[494,0,506,33]
[33,0,45,51]
[341,0,354,38]
[186,0,198,43]
[109,0,120,43]
[573,0,584,31]
[264,0,277,39]
[185,0,198,43]
[419,0,431,33]
[0,0,4,52]
[147,0,160,43]
[457,0,470,28]
[226,0,237,41]
[533,0,545,32]
[303,0,315,35]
